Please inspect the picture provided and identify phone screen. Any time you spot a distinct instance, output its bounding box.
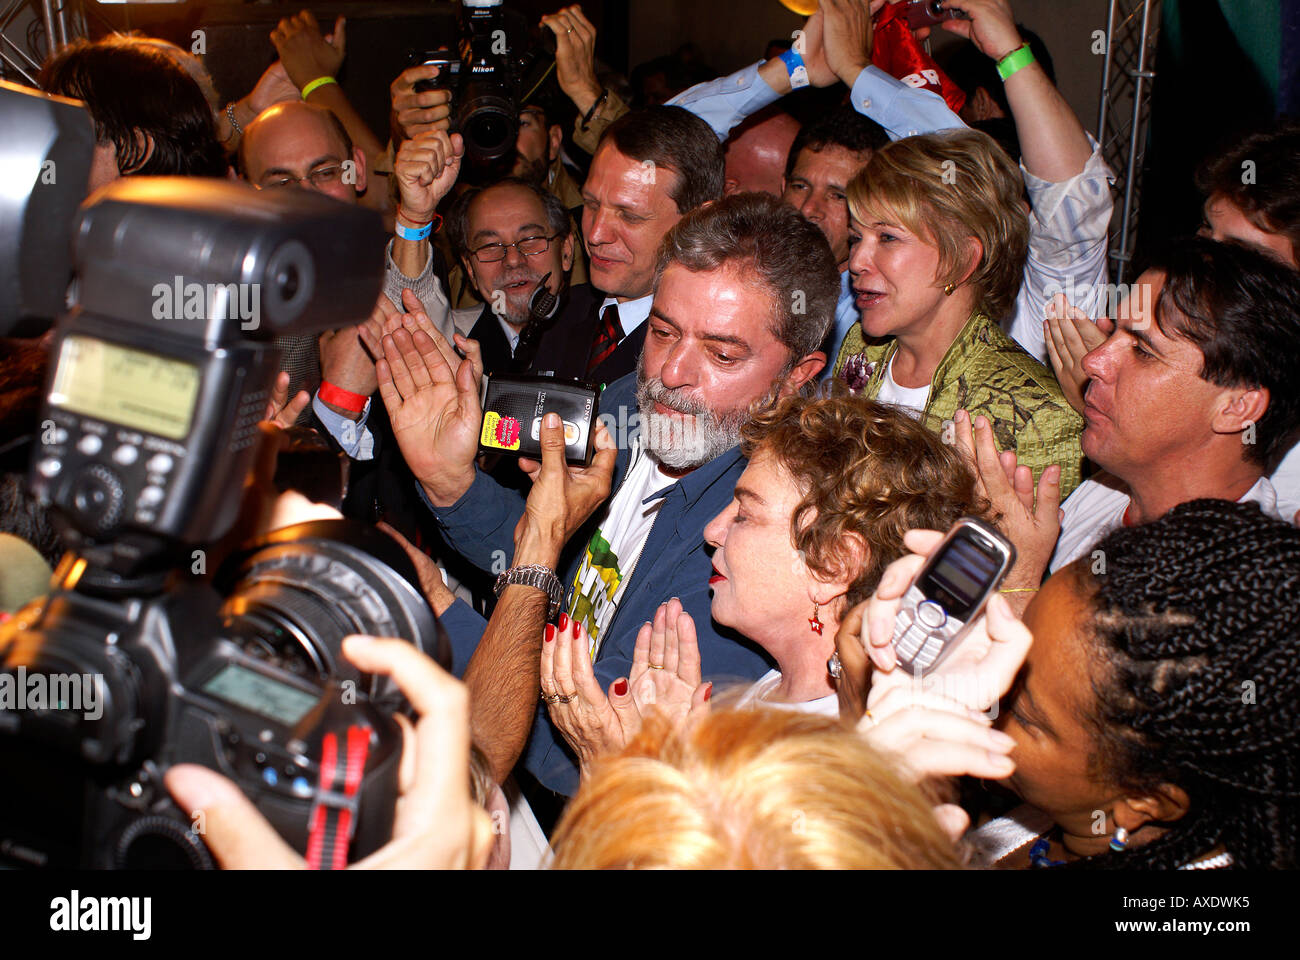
[919,534,1001,621]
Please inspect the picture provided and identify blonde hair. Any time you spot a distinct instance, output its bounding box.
[549,706,963,870]
[847,128,1029,320]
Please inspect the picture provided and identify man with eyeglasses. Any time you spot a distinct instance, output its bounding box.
[443,178,595,379]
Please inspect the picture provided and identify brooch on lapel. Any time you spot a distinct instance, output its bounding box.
[840,353,875,393]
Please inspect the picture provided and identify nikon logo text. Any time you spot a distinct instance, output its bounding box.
[152,275,261,330]
[50,890,151,940]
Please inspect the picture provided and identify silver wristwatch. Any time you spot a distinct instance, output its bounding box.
[494,564,563,620]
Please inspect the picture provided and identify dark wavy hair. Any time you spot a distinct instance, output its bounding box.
[1074,499,1300,869]
[1143,235,1300,469]
[40,37,225,178]
[1195,123,1300,265]
[740,390,986,611]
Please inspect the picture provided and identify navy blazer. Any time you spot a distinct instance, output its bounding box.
[433,373,773,795]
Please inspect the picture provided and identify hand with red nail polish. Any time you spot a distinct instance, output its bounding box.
[540,613,644,776]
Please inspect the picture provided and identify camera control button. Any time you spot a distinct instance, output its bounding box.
[146,453,174,473]
[917,601,947,629]
[139,485,165,508]
[112,444,139,466]
[291,776,312,797]
[261,767,279,787]
[77,434,103,455]
[36,457,61,477]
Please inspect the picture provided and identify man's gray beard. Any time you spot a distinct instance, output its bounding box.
[635,370,750,471]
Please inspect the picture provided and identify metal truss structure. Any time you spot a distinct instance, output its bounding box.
[1096,0,1162,286]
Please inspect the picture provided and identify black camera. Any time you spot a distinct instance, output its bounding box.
[409,0,554,163]
[0,86,450,868]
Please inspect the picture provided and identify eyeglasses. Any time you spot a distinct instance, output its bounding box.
[257,163,345,190]
[470,234,559,263]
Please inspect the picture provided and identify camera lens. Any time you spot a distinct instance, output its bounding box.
[277,262,300,302]
[216,519,450,698]
[458,86,516,161]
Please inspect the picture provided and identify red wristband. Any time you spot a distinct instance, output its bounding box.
[319,380,369,413]
[397,206,441,231]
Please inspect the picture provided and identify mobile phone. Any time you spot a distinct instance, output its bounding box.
[479,374,599,466]
[893,0,971,30]
[891,517,1016,676]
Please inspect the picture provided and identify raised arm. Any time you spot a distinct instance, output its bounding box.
[272,11,385,169]
[941,0,1091,180]
[466,416,617,783]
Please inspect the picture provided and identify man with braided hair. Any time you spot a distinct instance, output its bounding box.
[976,499,1300,869]
[1047,236,1300,574]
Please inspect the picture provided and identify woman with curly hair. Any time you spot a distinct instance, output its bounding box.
[539,391,1008,772]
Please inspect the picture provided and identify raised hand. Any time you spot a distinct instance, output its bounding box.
[246,59,299,114]
[390,63,453,141]
[395,129,464,220]
[936,0,1025,62]
[628,598,711,729]
[270,10,346,91]
[540,5,603,116]
[819,0,877,85]
[1043,293,1110,415]
[263,370,310,427]
[375,325,481,507]
[540,613,644,771]
[952,408,1061,606]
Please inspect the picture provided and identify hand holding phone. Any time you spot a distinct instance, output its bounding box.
[889,517,1015,676]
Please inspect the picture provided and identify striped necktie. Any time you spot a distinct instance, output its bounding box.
[587,303,622,375]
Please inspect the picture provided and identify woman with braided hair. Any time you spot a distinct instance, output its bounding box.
[973,497,1300,868]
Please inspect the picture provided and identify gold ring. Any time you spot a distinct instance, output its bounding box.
[647,663,665,670]
[556,693,575,703]
[862,709,877,728]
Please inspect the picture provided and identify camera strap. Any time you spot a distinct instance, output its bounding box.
[305,725,371,870]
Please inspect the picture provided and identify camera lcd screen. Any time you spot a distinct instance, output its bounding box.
[201,664,318,727]
[48,335,200,440]
[921,535,1001,621]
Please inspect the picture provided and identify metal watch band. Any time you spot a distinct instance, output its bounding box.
[494,564,563,620]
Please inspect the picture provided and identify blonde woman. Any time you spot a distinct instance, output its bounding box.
[835,128,1084,498]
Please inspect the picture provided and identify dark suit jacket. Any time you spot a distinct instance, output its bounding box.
[433,374,772,796]
[528,284,645,387]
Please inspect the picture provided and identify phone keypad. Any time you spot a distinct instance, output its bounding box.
[893,586,965,672]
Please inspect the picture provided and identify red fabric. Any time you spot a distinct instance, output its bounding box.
[872,3,967,115]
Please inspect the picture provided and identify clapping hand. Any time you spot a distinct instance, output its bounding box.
[271,10,346,91]
[952,408,1061,608]
[374,318,481,508]
[1043,293,1111,415]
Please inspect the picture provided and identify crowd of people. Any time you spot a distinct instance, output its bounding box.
[4,0,1300,871]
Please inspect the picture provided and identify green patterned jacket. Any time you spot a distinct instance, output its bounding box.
[833,313,1085,498]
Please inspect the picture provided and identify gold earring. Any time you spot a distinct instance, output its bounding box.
[943,282,956,296]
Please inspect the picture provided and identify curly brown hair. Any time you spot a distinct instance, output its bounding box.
[740,390,987,612]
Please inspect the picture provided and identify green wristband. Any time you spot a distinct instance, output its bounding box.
[301,75,338,100]
[996,43,1035,82]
